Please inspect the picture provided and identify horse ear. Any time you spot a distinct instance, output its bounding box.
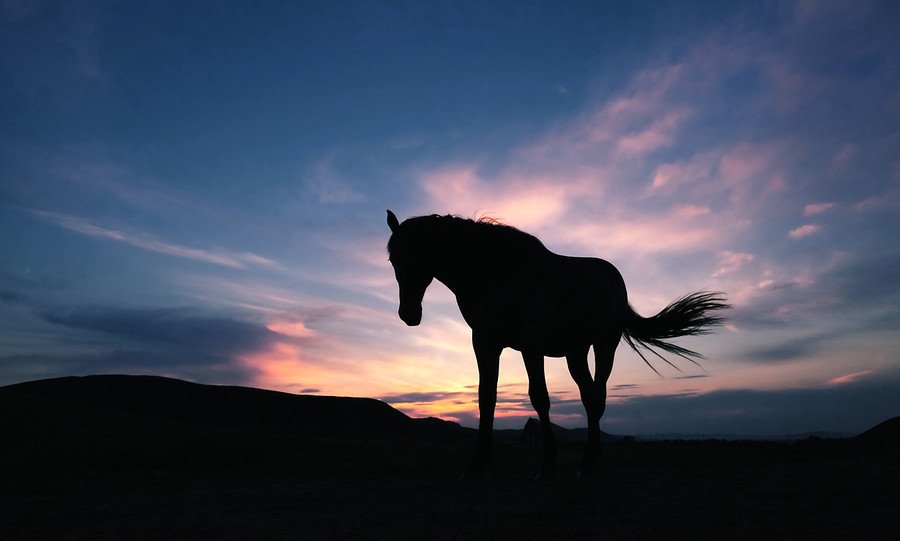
[387,209,400,232]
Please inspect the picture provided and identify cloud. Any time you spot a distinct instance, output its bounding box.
[820,249,900,316]
[614,110,691,157]
[726,246,900,336]
[418,165,581,231]
[788,224,820,238]
[305,154,366,204]
[0,348,257,387]
[307,175,365,204]
[602,377,900,436]
[828,370,873,385]
[21,306,300,386]
[648,153,717,194]
[409,64,706,240]
[408,49,798,273]
[804,202,835,216]
[567,216,719,257]
[43,307,280,358]
[738,333,832,364]
[712,251,755,278]
[380,391,467,404]
[33,211,281,269]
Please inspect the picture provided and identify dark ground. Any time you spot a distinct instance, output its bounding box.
[1,376,897,540]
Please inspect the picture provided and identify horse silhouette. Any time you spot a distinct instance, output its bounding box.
[386,210,728,476]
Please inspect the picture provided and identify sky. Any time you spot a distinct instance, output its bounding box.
[2,0,899,436]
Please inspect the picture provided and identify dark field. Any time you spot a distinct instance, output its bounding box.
[1,376,897,540]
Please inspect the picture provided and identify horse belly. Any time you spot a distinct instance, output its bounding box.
[530,304,603,356]
[476,294,608,356]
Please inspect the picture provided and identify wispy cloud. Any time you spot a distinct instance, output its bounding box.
[33,210,281,269]
[603,378,900,436]
[804,202,835,216]
[305,154,365,204]
[43,307,278,356]
[419,165,585,230]
[828,369,873,386]
[788,224,820,239]
[30,306,283,384]
[713,251,755,278]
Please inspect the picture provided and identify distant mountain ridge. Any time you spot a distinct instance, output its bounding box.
[0,374,468,441]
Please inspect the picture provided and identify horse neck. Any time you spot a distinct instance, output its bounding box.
[427,224,524,295]
[417,224,467,295]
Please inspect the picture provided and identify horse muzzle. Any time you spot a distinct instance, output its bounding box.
[399,304,422,326]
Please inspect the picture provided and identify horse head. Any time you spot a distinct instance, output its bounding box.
[387,210,434,326]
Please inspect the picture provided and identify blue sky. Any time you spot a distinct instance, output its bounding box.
[2,1,899,435]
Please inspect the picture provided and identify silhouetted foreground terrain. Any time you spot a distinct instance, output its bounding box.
[2,375,897,540]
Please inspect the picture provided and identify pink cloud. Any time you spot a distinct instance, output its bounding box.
[828,369,873,385]
[675,204,712,218]
[719,142,778,184]
[524,64,687,164]
[419,165,587,230]
[648,151,718,195]
[615,110,691,157]
[804,202,835,216]
[713,251,755,278]
[266,319,319,339]
[565,214,719,257]
[788,224,820,238]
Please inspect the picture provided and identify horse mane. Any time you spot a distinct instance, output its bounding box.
[388,214,548,259]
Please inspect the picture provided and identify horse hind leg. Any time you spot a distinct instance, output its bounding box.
[522,350,557,476]
[566,345,600,473]
[568,339,616,474]
[587,338,617,472]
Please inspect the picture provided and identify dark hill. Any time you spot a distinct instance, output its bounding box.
[0,374,468,441]
[855,415,900,445]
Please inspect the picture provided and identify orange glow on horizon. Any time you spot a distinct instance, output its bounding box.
[240,341,333,392]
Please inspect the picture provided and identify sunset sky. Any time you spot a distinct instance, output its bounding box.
[2,1,899,435]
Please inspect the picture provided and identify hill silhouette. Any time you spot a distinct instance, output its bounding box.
[0,374,467,441]
[855,415,900,446]
[2,375,894,442]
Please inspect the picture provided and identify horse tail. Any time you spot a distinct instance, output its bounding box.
[622,291,730,376]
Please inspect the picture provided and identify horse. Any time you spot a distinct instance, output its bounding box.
[386,210,728,476]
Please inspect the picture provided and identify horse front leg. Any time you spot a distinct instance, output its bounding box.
[523,350,557,476]
[466,331,502,477]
